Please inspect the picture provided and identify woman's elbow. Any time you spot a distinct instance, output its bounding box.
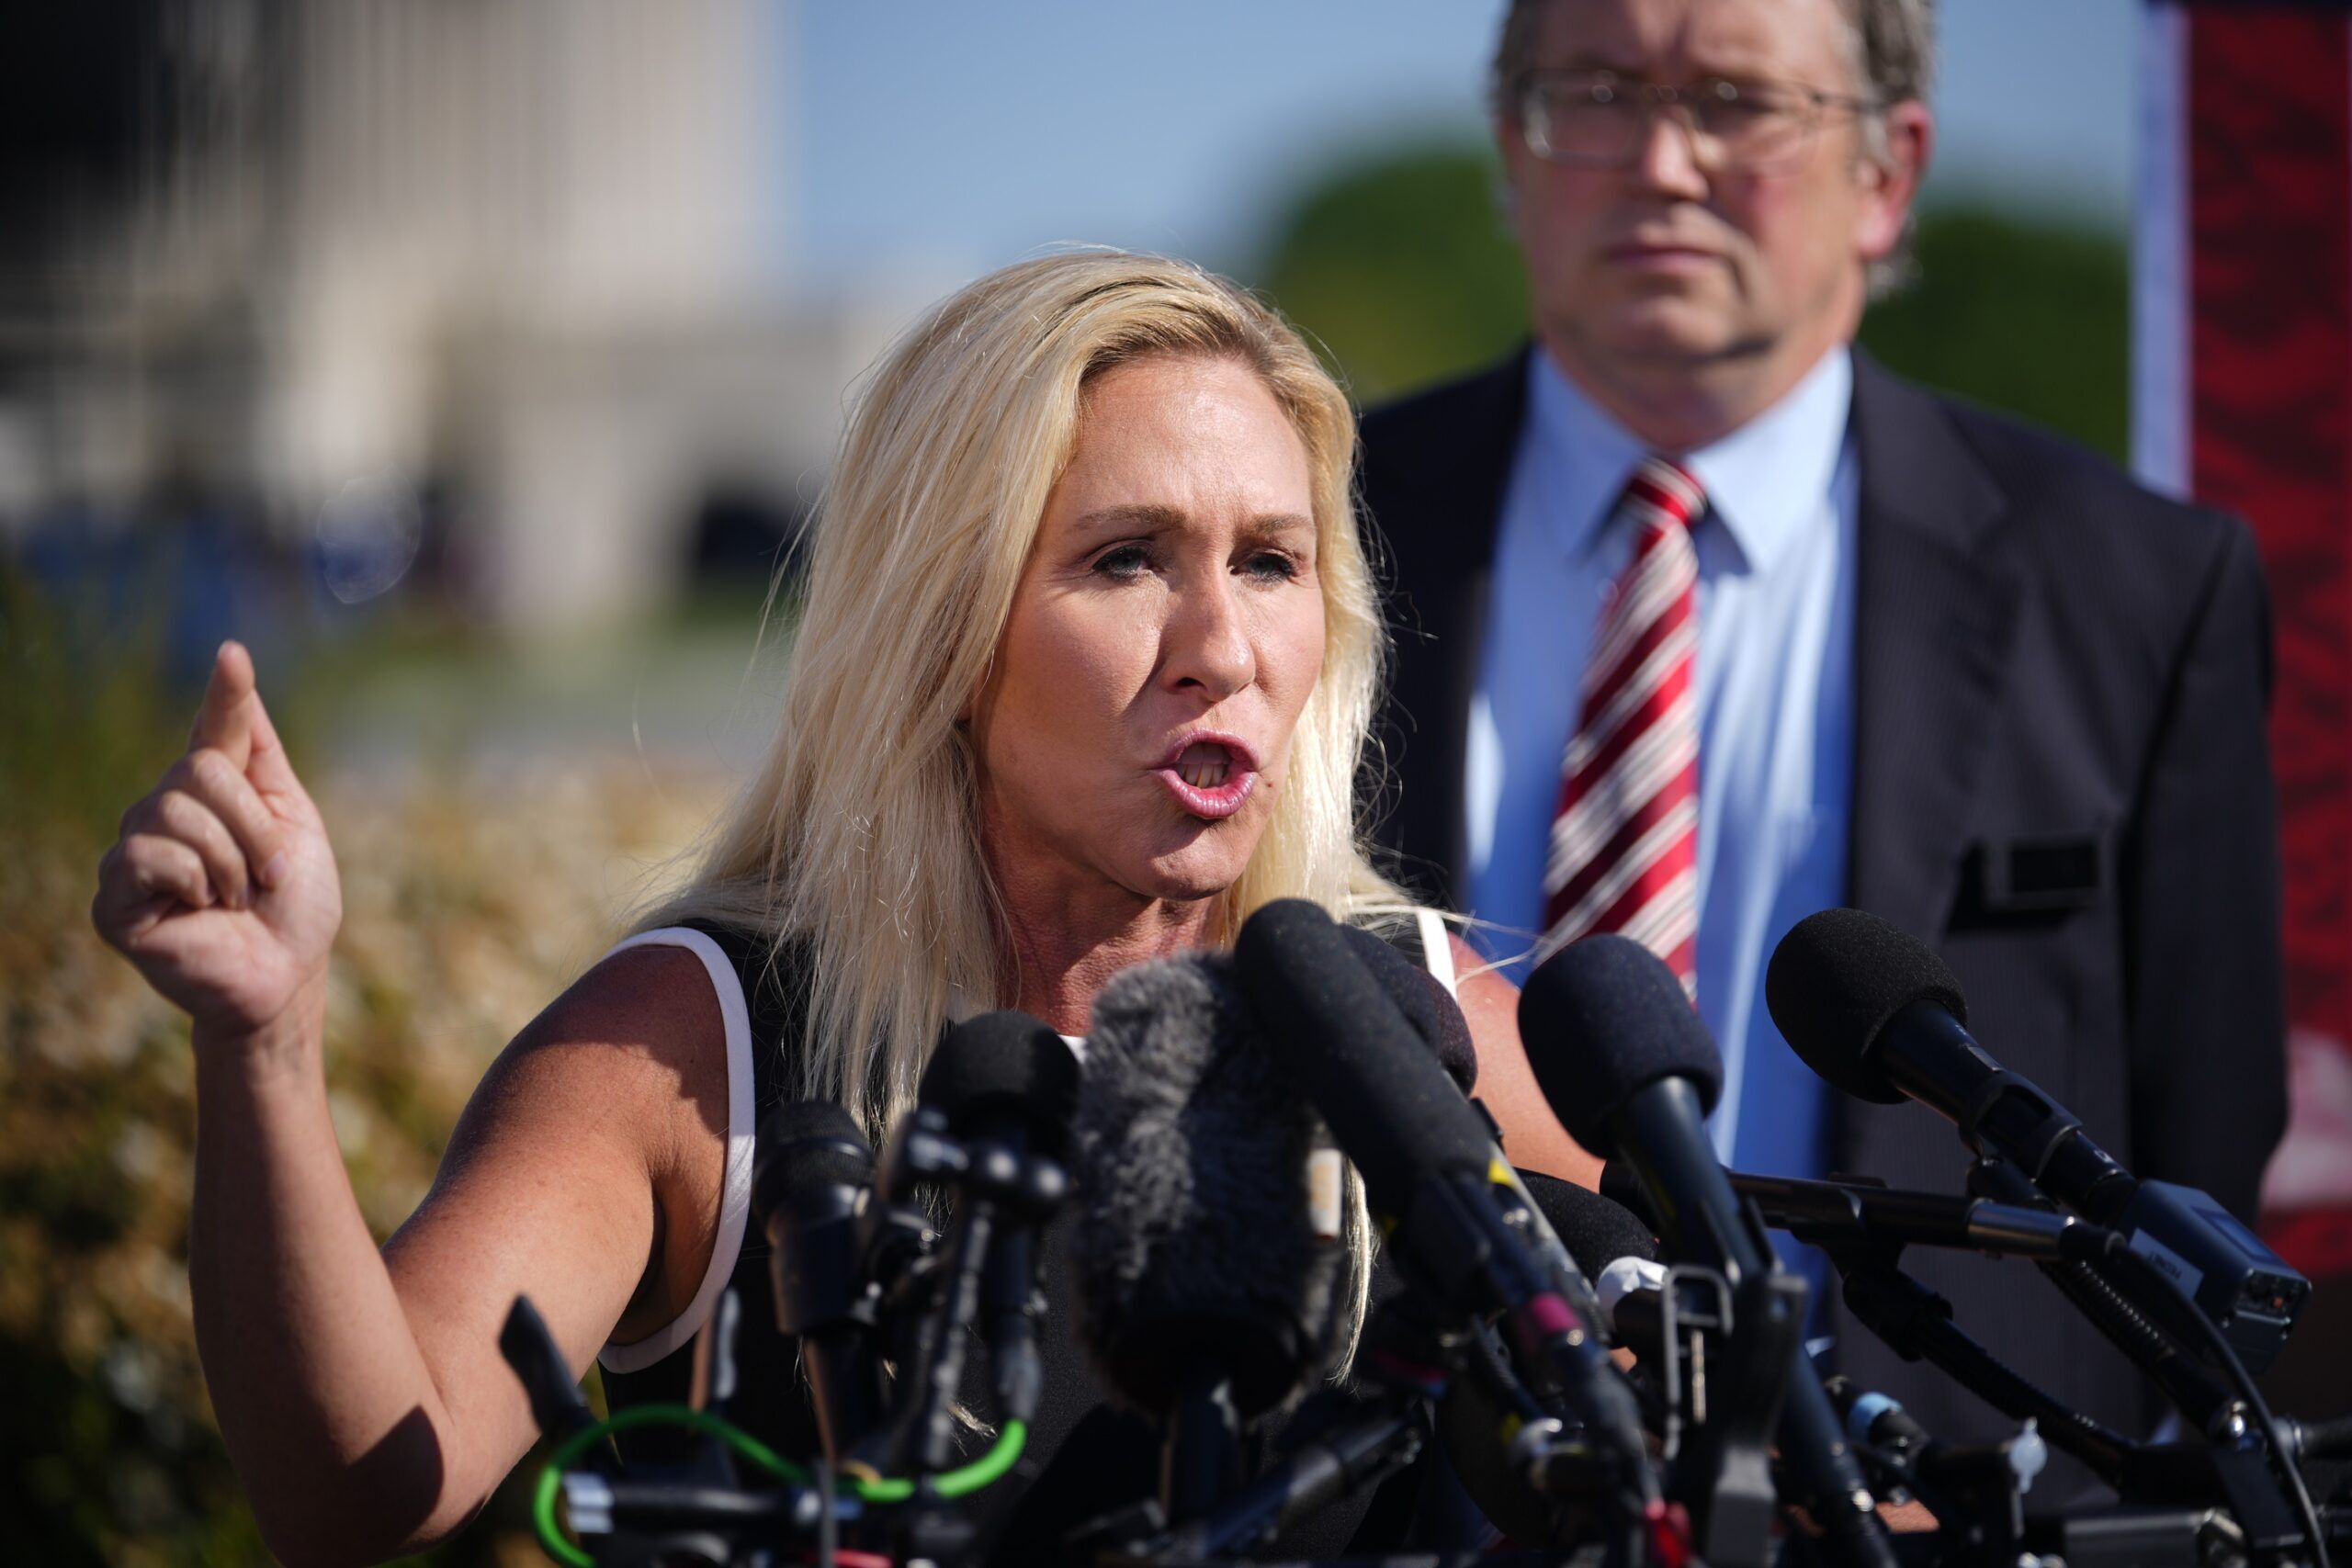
[243,1417,496,1567]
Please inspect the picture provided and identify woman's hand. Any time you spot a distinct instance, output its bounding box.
[92,641,342,1046]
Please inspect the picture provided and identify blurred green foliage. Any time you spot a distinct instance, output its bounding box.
[1253,140,2131,462]
[1,564,269,1564]
[1859,203,2131,463]
[1256,143,1530,405]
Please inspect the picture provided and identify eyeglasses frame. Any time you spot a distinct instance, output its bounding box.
[1512,68,1883,175]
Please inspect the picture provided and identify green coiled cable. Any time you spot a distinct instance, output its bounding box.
[531,1405,1028,1566]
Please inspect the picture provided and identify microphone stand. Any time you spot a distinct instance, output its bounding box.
[1822,1213,2340,1566]
[1153,1395,1429,1562]
[857,1107,1063,1475]
[1821,1235,2136,1486]
[1160,1352,1247,1529]
[1963,1156,2248,1439]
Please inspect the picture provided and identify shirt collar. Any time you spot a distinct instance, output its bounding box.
[1523,344,1854,577]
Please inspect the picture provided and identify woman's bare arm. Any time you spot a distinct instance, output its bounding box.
[1448,932,1605,1190]
[98,645,729,1565]
[192,950,725,1564]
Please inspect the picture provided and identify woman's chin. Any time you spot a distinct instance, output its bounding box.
[1130,827,1261,903]
[1129,858,1246,905]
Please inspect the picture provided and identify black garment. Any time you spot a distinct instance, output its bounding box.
[597,922,1439,1564]
[1359,347,2290,1461]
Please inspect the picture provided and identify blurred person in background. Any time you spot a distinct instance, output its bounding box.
[1359,0,2285,1465]
[88,250,1589,1564]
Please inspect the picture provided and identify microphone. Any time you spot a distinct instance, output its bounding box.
[1073,951,1351,1523]
[751,1100,888,1466]
[1338,921,1478,1095]
[1231,900,1658,1517]
[1519,1168,1659,1283]
[915,1010,1078,1426]
[1766,908,2309,1370]
[887,1010,1076,1472]
[1520,933,1894,1568]
[1764,908,2120,1208]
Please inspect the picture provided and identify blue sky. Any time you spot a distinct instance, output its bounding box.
[785,0,2137,296]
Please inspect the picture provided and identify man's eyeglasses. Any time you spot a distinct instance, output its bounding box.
[1514,70,1879,175]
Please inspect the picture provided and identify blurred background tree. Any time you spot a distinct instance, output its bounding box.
[1250,139,2131,464]
[1255,145,1531,407]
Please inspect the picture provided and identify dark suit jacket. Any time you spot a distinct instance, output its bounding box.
[1358,347,2290,1458]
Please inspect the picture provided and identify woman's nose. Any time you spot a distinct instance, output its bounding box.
[1163,576,1256,700]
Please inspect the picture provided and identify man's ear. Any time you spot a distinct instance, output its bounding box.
[1856,98,1934,264]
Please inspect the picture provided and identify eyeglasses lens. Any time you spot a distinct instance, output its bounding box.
[1524,77,1820,173]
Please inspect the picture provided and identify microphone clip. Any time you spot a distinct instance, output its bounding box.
[1679,1268,1803,1568]
[882,1104,1071,1224]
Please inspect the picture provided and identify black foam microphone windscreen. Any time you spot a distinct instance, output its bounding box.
[752,1100,874,1247]
[1071,953,1346,1422]
[1337,921,1478,1095]
[1765,908,1968,1105]
[1234,900,1496,1214]
[1518,1169,1659,1273]
[918,1009,1081,1156]
[751,1100,883,1461]
[1517,934,1723,1153]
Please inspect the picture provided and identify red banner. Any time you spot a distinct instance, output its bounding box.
[2141,2,2352,1272]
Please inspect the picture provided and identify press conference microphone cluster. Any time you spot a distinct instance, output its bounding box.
[498,894,2346,1567]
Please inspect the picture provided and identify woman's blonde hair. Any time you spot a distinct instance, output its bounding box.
[645,247,1398,1137]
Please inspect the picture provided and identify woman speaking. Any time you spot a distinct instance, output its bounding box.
[89,251,1592,1563]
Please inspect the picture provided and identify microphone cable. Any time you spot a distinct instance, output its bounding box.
[1967,1156,2245,1437]
[530,1403,1030,1568]
[2095,1244,2331,1568]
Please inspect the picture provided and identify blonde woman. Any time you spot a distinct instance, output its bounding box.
[91,251,1597,1564]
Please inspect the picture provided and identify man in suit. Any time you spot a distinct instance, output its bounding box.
[1361,0,2288,1458]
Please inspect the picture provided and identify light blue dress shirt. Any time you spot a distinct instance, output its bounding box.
[1464,347,1858,1187]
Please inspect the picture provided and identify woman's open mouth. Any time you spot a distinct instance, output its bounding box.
[1154,733,1261,819]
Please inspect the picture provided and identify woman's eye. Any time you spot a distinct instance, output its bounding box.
[1242,550,1301,582]
[1091,544,1152,579]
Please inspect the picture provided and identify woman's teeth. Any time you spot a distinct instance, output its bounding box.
[1181,761,1229,789]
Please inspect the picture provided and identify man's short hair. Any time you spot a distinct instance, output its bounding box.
[1489,0,1937,119]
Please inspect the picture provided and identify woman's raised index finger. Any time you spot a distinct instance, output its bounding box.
[188,640,258,768]
[240,682,306,802]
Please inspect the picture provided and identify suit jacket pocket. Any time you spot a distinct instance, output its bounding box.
[1951,829,2107,928]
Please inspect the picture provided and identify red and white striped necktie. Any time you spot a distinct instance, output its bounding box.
[1537,457,1703,992]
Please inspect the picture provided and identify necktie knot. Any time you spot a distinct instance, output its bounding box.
[1622,457,1706,536]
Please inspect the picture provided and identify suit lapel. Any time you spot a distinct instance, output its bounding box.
[1846,354,2023,939]
[1366,352,1530,907]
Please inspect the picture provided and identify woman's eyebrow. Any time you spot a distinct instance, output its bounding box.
[1069,502,1185,536]
[1247,512,1315,538]
[1064,504,1314,541]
